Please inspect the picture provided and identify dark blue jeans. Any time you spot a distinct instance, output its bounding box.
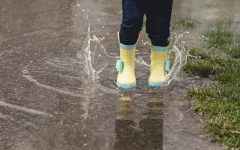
[119,0,173,46]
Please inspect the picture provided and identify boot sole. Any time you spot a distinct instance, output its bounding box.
[117,82,136,89]
[148,81,164,87]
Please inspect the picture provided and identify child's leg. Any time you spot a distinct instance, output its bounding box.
[146,0,173,86]
[145,0,173,46]
[116,0,144,89]
[119,0,144,45]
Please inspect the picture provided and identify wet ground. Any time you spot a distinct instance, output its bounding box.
[1,0,239,149]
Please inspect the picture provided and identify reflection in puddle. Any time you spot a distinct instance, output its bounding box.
[115,91,164,150]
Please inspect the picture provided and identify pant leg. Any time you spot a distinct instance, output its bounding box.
[145,0,173,47]
[119,0,145,45]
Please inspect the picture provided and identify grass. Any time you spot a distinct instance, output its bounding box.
[173,19,200,30]
[228,45,240,59]
[184,22,240,148]
[203,22,233,49]
[188,86,240,148]
[203,21,240,59]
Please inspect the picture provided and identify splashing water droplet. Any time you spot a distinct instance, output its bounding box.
[76,23,110,84]
[166,32,190,85]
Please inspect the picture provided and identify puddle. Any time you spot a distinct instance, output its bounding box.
[1,0,238,149]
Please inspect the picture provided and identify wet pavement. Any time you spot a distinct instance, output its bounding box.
[0,0,232,149]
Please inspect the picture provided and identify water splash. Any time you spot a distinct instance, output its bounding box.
[76,23,110,83]
[166,32,190,85]
[74,24,118,94]
[76,22,114,132]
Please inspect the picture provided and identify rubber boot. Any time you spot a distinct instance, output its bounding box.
[116,43,137,89]
[148,46,170,87]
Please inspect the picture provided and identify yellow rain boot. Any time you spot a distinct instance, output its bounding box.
[116,43,137,89]
[148,46,170,87]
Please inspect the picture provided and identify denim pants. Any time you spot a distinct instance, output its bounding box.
[119,0,173,46]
